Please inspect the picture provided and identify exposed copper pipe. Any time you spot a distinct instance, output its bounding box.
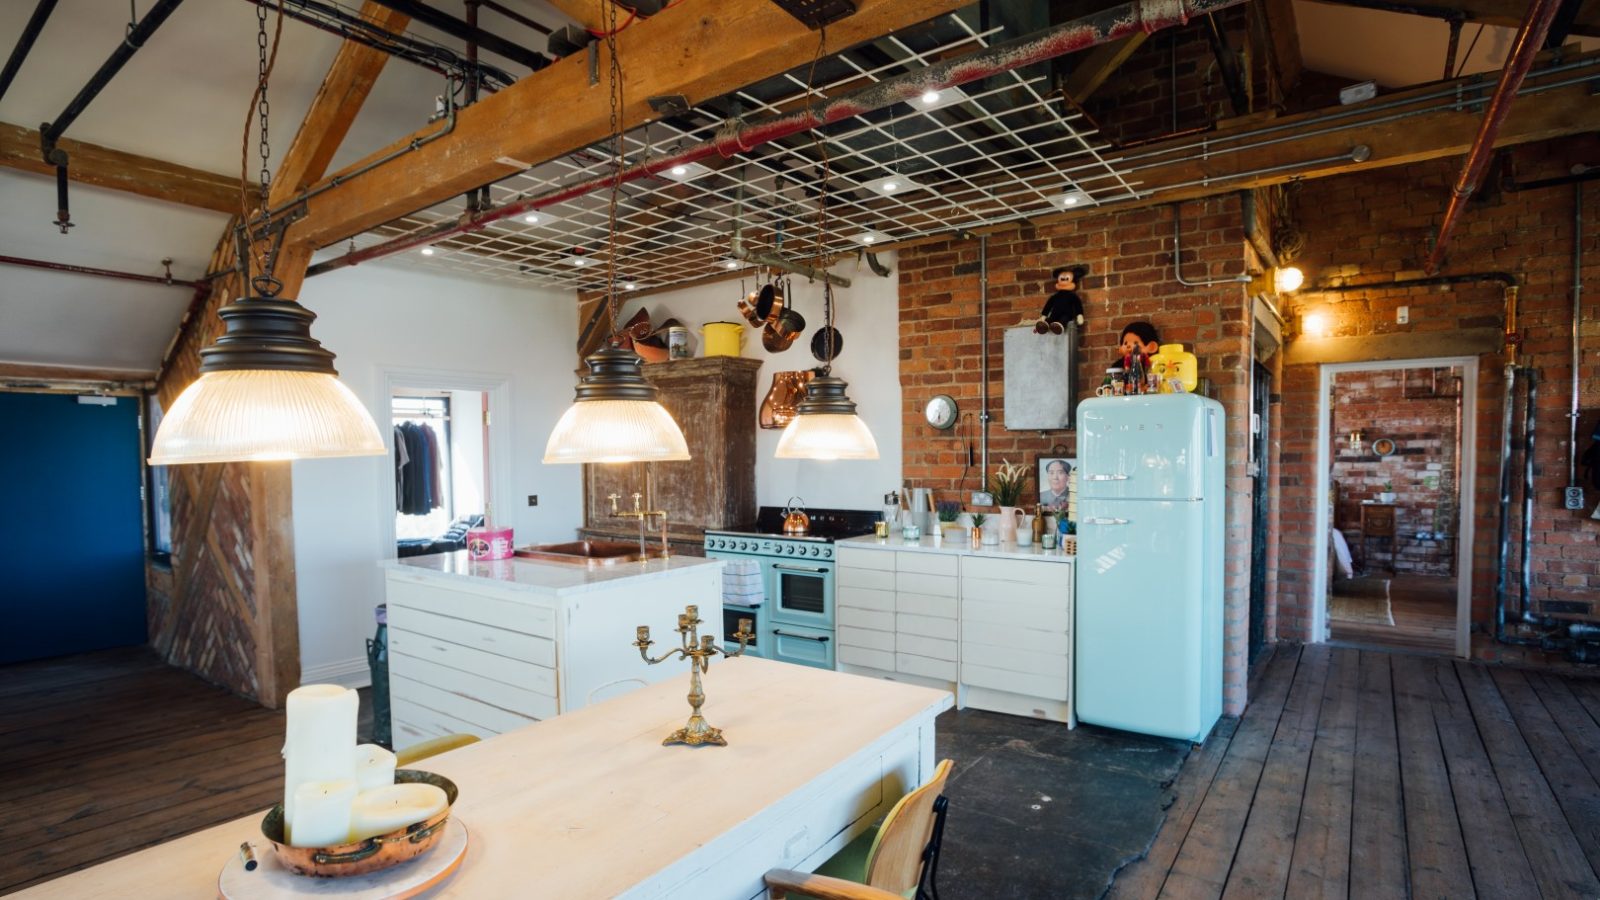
[307,0,1248,277]
[0,254,203,289]
[1426,0,1561,273]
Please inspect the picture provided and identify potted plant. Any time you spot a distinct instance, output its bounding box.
[968,513,987,548]
[936,500,962,542]
[1378,481,1396,503]
[987,460,1029,543]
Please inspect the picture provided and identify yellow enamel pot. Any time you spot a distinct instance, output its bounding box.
[702,321,744,357]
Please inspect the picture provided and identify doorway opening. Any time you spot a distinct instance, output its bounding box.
[392,388,488,557]
[1316,359,1478,656]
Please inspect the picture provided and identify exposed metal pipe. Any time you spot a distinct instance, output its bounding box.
[477,0,553,35]
[1570,182,1584,493]
[1495,365,1525,643]
[1240,189,1278,268]
[979,234,990,481]
[0,254,202,289]
[40,0,185,147]
[1520,368,1540,621]
[1426,0,1562,273]
[0,0,57,106]
[1202,13,1248,116]
[1307,271,1518,292]
[1172,202,1253,287]
[730,233,852,286]
[1136,145,1371,198]
[1501,161,1600,192]
[306,0,1251,275]
[364,0,549,71]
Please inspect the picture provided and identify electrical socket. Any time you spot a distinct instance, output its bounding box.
[971,491,994,506]
[1565,486,1586,510]
[1396,305,1409,324]
[527,495,539,506]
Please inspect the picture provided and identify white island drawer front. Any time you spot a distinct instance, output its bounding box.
[962,620,1069,656]
[838,644,896,671]
[896,571,957,598]
[963,642,1070,679]
[386,577,555,638]
[896,632,957,662]
[837,547,895,571]
[389,651,559,721]
[897,653,956,681]
[895,552,958,577]
[896,592,958,620]
[389,604,556,667]
[391,695,498,744]
[838,625,895,653]
[391,673,540,735]
[389,627,558,697]
[838,567,895,592]
[896,612,958,642]
[960,662,1068,701]
[960,556,1072,586]
[839,606,895,633]
[838,584,895,612]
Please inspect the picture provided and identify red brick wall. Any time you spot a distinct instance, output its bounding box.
[1278,139,1600,649]
[1330,367,1463,577]
[897,193,1258,714]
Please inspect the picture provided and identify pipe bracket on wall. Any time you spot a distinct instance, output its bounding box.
[864,251,891,278]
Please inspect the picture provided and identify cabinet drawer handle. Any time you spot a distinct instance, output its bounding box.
[1083,517,1129,525]
[1083,473,1130,481]
[773,629,830,643]
[773,564,829,573]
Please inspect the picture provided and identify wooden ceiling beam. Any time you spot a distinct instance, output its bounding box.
[542,0,605,32]
[286,0,971,250]
[270,2,411,206]
[0,121,250,215]
[1062,34,1148,102]
[1302,0,1600,37]
[1256,0,1303,97]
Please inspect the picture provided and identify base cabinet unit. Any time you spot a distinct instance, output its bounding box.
[836,538,1074,725]
[382,554,723,752]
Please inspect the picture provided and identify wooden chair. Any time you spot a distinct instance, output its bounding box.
[764,759,954,900]
[394,733,480,766]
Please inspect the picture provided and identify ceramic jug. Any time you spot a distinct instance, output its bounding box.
[997,506,1024,544]
[1016,513,1035,545]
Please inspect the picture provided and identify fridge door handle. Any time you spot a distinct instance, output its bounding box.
[1083,473,1131,482]
[1083,516,1130,525]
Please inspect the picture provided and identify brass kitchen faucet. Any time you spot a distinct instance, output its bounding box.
[608,468,671,559]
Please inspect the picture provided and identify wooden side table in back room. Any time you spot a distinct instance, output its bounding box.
[1359,503,1398,574]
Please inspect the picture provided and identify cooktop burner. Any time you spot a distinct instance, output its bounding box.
[705,506,879,543]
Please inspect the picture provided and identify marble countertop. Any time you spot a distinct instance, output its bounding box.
[382,551,722,597]
[838,533,1075,563]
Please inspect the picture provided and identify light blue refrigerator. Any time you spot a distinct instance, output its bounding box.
[1075,393,1224,742]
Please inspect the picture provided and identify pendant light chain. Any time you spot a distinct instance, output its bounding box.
[804,27,834,375]
[240,1,285,295]
[603,0,624,341]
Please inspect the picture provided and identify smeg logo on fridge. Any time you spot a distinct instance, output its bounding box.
[1108,423,1163,432]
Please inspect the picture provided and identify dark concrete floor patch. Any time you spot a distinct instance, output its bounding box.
[933,708,1191,899]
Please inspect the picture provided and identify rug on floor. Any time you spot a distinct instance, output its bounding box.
[1330,576,1394,626]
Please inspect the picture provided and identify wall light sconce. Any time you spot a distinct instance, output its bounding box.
[1348,430,1363,450]
[1274,266,1305,293]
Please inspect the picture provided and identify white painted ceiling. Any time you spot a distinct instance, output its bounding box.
[0,0,1585,377]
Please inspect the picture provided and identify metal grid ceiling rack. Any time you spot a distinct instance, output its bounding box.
[352,12,1141,293]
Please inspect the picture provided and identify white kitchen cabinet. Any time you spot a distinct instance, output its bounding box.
[836,537,1075,725]
[382,554,723,751]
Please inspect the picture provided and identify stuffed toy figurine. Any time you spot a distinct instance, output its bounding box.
[1034,265,1088,334]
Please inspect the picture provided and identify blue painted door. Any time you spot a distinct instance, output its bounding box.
[0,393,147,663]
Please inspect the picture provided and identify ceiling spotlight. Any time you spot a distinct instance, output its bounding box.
[724,259,740,270]
[854,231,886,246]
[1055,190,1091,208]
[661,161,710,182]
[921,89,941,105]
[864,175,918,196]
[567,255,590,267]
[624,282,637,290]
[523,214,539,224]
[911,84,968,111]
[420,246,435,256]
[671,165,688,176]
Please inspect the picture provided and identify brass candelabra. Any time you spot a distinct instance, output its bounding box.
[634,605,752,747]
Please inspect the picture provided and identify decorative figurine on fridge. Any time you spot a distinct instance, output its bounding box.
[1033,264,1089,334]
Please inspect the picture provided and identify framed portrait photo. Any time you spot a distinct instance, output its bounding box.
[1038,456,1075,511]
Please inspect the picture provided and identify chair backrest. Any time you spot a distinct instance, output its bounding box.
[863,759,954,893]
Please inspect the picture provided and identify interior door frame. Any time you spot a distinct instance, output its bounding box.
[376,367,513,560]
[1313,356,1478,658]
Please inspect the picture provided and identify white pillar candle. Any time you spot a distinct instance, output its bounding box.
[353,743,396,792]
[349,783,450,842]
[282,684,358,822]
[289,779,358,848]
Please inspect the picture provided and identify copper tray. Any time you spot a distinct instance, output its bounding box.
[262,770,458,878]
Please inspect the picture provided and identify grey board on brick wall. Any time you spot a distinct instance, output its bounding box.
[1004,324,1078,430]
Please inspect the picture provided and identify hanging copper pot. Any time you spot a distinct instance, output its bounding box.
[736,291,764,327]
[754,282,785,325]
[761,307,806,352]
[759,370,814,429]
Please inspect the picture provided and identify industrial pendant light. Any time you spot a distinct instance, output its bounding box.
[149,3,382,465]
[775,283,878,460]
[542,0,688,465]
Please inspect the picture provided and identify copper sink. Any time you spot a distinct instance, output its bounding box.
[513,540,667,566]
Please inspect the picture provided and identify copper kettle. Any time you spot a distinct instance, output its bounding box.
[782,497,810,535]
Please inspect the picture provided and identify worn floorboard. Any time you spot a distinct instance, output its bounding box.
[1112,646,1600,899]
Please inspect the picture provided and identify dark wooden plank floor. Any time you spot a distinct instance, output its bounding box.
[0,647,373,895]
[1112,645,1600,899]
[1330,574,1456,654]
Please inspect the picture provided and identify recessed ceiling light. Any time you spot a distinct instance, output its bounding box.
[661,161,710,182]
[864,174,919,196]
[523,214,539,224]
[420,247,435,256]
[912,84,968,111]
[724,260,740,270]
[567,255,590,267]
[854,231,886,246]
[1054,190,1091,208]
[624,282,637,290]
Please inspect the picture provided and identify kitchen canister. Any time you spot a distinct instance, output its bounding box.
[466,525,514,561]
[702,322,744,357]
[667,326,691,359]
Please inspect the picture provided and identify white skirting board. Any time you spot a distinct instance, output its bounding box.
[300,656,372,689]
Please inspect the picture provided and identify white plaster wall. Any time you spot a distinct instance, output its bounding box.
[291,264,580,685]
[619,254,902,512]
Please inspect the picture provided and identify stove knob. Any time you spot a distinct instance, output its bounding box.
[822,547,833,558]
[809,546,820,556]
[713,539,724,549]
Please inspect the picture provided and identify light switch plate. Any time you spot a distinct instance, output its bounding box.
[971,491,994,507]
[1397,306,1409,324]
[527,495,539,506]
[1566,486,1586,510]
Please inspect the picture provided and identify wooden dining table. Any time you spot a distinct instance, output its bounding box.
[15,657,952,899]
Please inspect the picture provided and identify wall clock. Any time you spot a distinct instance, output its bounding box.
[1371,437,1397,457]
[924,394,958,430]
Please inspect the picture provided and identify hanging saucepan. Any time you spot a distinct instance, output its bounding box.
[736,290,764,327]
[762,307,807,352]
[810,326,844,363]
[754,281,785,326]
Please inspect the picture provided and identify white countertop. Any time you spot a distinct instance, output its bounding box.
[382,550,723,596]
[838,533,1075,563]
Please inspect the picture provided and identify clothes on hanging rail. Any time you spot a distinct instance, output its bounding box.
[394,420,445,515]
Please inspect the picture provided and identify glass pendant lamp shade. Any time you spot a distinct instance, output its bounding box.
[543,345,690,464]
[148,294,385,464]
[774,375,879,460]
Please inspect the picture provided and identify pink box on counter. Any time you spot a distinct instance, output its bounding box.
[466,525,514,561]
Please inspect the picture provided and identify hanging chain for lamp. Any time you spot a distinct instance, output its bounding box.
[240,0,284,296]
[602,0,625,343]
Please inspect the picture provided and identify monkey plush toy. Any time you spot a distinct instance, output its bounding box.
[1035,264,1088,334]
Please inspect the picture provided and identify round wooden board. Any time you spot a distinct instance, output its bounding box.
[218,818,468,900]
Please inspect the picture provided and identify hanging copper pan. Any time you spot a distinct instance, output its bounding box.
[736,291,763,327]
[810,326,844,363]
[753,282,785,325]
[762,307,806,352]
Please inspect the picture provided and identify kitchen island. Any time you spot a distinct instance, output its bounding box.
[836,534,1076,725]
[15,658,951,899]
[381,551,724,750]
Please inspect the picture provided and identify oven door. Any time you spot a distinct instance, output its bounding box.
[722,600,765,658]
[769,560,834,629]
[769,621,835,670]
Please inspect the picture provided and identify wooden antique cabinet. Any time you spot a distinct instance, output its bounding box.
[579,356,762,554]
